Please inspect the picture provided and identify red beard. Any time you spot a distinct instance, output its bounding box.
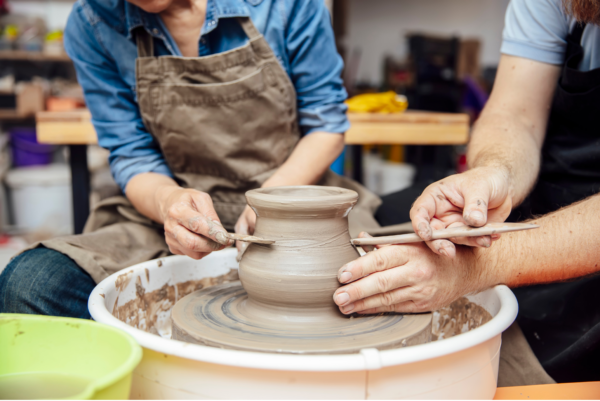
[563,0,600,24]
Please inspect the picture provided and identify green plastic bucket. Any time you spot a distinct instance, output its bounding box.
[0,314,142,400]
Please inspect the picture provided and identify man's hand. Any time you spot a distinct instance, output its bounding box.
[158,187,233,260]
[333,233,492,314]
[409,166,513,257]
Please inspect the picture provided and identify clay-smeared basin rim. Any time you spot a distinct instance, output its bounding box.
[89,251,519,372]
[246,186,358,216]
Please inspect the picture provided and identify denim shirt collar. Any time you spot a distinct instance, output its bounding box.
[124,0,252,40]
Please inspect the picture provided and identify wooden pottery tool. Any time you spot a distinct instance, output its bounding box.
[216,232,275,245]
[351,222,539,246]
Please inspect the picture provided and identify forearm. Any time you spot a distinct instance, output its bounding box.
[262,132,344,187]
[467,108,542,206]
[466,55,560,206]
[473,194,600,289]
[125,172,181,224]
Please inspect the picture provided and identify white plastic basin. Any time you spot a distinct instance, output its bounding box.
[89,248,517,399]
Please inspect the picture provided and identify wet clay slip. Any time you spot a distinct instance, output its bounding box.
[172,186,432,354]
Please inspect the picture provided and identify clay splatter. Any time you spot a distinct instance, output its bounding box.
[431,297,492,341]
[112,269,239,335]
[115,270,134,292]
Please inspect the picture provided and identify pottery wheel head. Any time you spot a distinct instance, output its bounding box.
[171,282,433,354]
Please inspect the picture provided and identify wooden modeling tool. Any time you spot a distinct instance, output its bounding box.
[351,222,539,246]
[217,232,275,245]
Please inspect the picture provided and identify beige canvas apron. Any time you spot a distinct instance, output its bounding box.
[31,17,380,284]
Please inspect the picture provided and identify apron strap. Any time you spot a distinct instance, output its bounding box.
[135,27,155,58]
[237,17,261,40]
[571,22,587,44]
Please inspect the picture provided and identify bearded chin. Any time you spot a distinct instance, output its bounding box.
[563,0,600,24]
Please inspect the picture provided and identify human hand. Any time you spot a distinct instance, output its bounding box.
[410,166,513,257]
[333,233,492,314]
[158,187,233,260]
[234,205,257,255]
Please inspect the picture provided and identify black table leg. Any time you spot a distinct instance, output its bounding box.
[69,145,90,234]
[351,145,363,184]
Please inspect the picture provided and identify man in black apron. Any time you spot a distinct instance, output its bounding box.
[506,20,600,383]
[332,0,600,384]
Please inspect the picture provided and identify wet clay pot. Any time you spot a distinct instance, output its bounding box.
[239,186,359,313]
[171,185,432,354]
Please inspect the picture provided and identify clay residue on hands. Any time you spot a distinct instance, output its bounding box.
[431,297,492,341]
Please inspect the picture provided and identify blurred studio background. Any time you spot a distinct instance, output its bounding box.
[0,0,509,272]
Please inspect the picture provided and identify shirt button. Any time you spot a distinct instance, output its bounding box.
[210,20,216,26]
[152,28,159,35]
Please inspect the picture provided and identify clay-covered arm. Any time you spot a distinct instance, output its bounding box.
[333,194,600,314]
[408,55,561,257]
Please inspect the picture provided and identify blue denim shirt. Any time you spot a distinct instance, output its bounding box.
[64,0,349,191]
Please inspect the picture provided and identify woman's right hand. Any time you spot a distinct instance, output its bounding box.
[157,186,233,260]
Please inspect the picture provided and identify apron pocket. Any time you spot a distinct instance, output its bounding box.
[150,67,296,182]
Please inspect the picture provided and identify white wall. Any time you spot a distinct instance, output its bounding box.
[7,0,74,31]
[344,0,511,86]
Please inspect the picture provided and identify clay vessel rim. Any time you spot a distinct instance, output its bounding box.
[246,185,358,206]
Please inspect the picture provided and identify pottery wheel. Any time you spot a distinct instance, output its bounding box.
[171,282,432,354]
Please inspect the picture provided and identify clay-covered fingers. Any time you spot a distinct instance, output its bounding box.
[165,223,224,254]
[410,199,435,242]
[166,196,231,247]
[443,221,493,248]
[426,218,456,257]
[334,264,418,314]
[461,184,492,227]
[337,244,409,285]
[234,206,256,253]
[165,233,210,260]
[335,246,413,313]
[410,187,460,257]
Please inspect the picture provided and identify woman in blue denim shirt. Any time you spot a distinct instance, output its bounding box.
[0,0,380,318]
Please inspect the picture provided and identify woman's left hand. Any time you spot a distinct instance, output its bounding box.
[234,205,257,253]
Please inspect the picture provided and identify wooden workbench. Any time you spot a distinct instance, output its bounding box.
[494,381,600,400]
[36,109,470,146]
[36,109,470,233]
[346,111,469,145]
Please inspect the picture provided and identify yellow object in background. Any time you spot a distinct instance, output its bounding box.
[345,91,408,114]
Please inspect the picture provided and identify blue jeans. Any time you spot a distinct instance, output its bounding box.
[0,247,95,319]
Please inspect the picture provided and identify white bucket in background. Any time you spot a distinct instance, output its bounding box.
[362,153,384,194]
[363,153,416,196]
[379,162,416,195]
[4,164,73,235]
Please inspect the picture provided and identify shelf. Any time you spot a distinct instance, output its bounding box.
[0,50,71,62]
